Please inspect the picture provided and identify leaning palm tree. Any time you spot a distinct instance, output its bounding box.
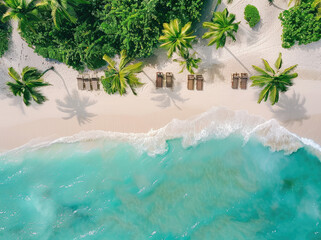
[2,0,39,32]
[202,8,240,49]
[6,66,53,106]
[173,51,202,74]
[36,0,89,29]
[101,50,143,96]
[250,53,298,105]
[159,19,196,58]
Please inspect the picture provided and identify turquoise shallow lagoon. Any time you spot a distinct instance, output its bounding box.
[0,135,321,239]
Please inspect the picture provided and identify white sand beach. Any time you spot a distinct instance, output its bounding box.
[0,0,321,152]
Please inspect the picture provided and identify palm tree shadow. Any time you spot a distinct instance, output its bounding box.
[151,83,188,110]
[270,92,309,126]
[224,46,253,75]
[56,90,97,125]
[197,48,225,82]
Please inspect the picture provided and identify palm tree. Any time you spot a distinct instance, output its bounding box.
[250,53,298,105]
[202,8,240,49]
[101,50,143,96]
[36,0,89,29]
[173,51,202,74]
[2,0,39,32]
[159,19,196,58]
[6,66,53,106]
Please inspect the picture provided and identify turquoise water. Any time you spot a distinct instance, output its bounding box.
[0,135,321,239]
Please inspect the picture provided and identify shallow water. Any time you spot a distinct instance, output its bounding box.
[0,135,321,239]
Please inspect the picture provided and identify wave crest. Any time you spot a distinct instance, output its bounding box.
[2,107,321,159]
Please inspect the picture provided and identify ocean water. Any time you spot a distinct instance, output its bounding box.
[1,134,321,240]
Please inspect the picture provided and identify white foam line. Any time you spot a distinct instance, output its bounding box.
[1,107,321,160]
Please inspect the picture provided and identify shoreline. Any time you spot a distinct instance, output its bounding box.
[1,0,321,153]
[1,106,321,157]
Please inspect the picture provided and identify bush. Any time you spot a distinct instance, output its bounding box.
[21,0,204,70]
[0,3,12,57]
[244,4,260,28]
[279,2,321,48]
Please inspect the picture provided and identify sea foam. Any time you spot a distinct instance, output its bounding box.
[2,107,320,159]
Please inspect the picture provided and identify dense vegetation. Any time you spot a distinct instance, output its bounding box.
[250,53,298,105]
[0,3,11,57]
[279,1,321,48]
[18,0,204,71]
[244,4,260,28]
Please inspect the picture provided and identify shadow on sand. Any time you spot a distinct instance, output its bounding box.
[56,90,97,125]
[151,83,188,110]
[270,91,309,126]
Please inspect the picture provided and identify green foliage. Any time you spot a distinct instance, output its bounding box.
[0,3,12,57]
[288,0,301,6]
[173,51,201,74]
[202,8,240,49]
[159,19,196,58]
[6,66,53,106]
[21,2,112,70]
[19,0,203,70]
[312,0,321,19]
[101,50,143,96]
[2,0,39,32]
[36,0,89,29]
[250,53,298,105]
[279,2,321,48]
[99,0,204,59]
[244,5,260,28]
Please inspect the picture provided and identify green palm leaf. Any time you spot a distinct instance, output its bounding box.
[258,84,272,103]
[262,59,275,74]
[274,53,282,70]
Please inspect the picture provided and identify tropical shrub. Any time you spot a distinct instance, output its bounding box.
[0,3,11,57]
[100,50,143,96]
[6,66,53,106]
[250,53,298,105]
[244,5,260,28]
[202,8,240,49]
[20,0,204,70]
[279,2,321,48]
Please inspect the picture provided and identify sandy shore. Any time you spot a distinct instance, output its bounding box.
[0,0,321,152]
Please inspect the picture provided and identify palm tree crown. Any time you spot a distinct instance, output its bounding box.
[6,66,53,106]
[250,53,298,105]
[202,8,240,49]
[101,50,144,96]
[159,19,196,58]
[173,51,201,74]
[2,0,39,32]
[36,0,88,29]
